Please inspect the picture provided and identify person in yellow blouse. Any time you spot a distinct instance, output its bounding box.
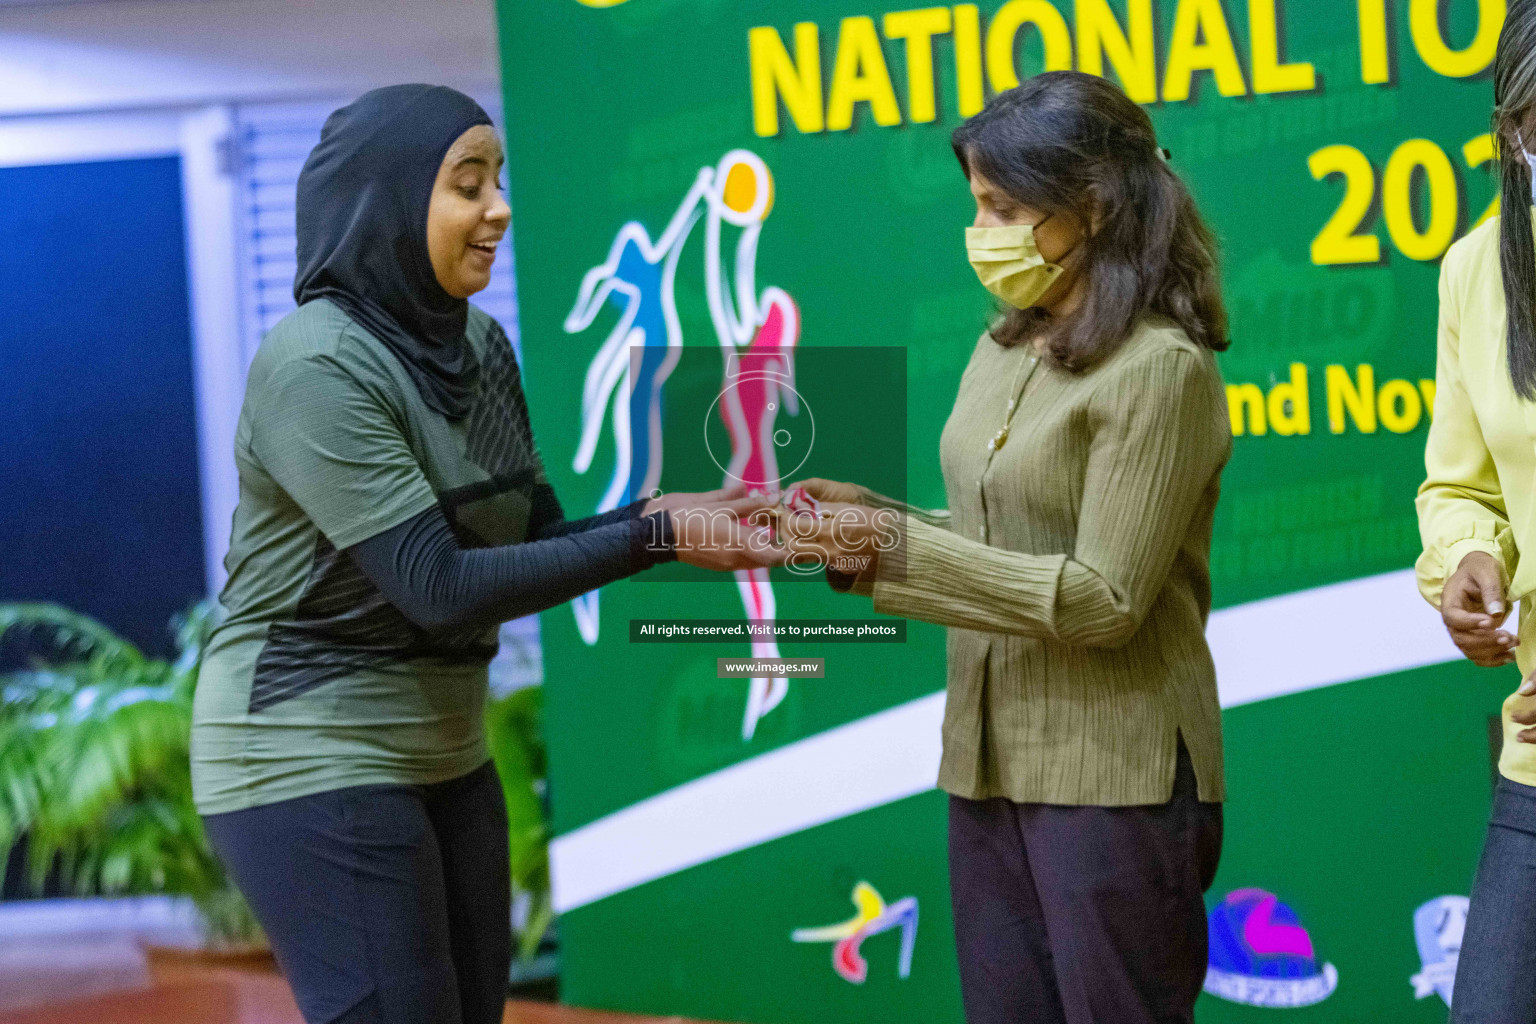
[1416,9,1536,1020]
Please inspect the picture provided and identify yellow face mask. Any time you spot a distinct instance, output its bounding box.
[965,219,1065,310]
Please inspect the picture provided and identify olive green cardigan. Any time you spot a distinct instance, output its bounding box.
[843,318,1229,806]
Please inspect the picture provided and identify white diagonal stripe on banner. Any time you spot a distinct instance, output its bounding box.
[551,691,945,913]
[1207,567,1461,707]
[551,568,1462,912]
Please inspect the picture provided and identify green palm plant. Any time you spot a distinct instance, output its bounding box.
[486,683,554,963]
[1,603,559,966]
[0,602,261,947]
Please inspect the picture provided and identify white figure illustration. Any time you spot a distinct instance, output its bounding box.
[563,172,711,644]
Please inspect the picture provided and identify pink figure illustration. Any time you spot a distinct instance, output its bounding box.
[717,288,799,739]
[699,149,800,742]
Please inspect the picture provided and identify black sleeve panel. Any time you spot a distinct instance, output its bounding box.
[526,482,650,540]
[346,502,676,636]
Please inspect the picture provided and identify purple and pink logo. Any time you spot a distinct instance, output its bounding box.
[1204,888,1338,1007]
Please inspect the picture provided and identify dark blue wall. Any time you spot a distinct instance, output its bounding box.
[0,156,205,657]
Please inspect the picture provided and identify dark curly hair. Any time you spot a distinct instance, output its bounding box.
[952,71,1228,368]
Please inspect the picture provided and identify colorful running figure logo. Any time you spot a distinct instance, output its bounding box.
[792,881,918,985]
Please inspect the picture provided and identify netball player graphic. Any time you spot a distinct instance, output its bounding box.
[565,150,803,741]
[563,170,711,644]
[701,151,802,740]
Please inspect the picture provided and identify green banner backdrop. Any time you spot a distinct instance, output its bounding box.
[497,0,1514,1019]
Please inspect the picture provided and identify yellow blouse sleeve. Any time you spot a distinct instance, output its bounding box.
[1415,253,1517,607]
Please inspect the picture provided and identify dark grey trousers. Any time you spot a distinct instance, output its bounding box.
[1451,775,1536,1023]
[948,743,1222,1024]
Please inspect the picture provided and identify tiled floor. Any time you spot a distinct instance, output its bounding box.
[0,973,717,1024]
[0,897,201,1014]
[0,970,298,1024]
[0,899,725,1024]
[0,931,154,1012]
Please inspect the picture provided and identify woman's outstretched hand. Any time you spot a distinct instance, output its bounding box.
[779,500,895,578]
[1441,551,1517,668]
[642,483,785,572]
[642,480,754,518]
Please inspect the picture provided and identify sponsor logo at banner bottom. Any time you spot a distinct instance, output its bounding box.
[1410,895,1468,1007]
[791,881,918,984]
[1205,888,1338,1008]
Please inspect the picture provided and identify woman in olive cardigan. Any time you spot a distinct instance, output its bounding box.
[787,72,1232,1024]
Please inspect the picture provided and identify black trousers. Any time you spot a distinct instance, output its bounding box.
[202,760,510,1024]
[948,744,1222,1024]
